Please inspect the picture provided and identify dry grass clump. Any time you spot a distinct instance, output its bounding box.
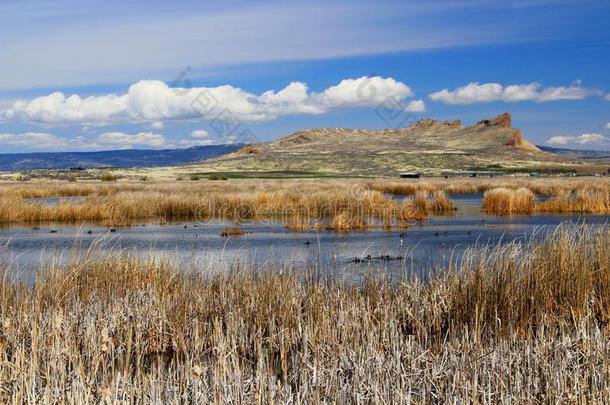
[537,188,610,214]
[484,186,610,215]
[0,225,608,402]
[482,187,536,215]
[220,227,245,237]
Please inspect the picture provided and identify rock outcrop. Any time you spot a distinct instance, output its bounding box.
[410,119,462,130]
[477,112,512,129]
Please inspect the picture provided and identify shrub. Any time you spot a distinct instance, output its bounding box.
[100,173,118,182]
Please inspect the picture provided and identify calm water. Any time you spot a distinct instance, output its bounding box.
[1,193,607,280]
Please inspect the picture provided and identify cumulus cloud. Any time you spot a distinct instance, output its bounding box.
[606,123,610,129]
[606,94,610,101]
[0,76,416,125]
[150,121,164,129]
[546,133,609,146]
[429,81,597,105]
[191,129,209,138]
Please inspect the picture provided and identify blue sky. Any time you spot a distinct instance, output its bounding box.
[0,0,609,152]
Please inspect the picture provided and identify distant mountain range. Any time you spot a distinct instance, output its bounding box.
[0,145,243,171]
[536,145,610,161]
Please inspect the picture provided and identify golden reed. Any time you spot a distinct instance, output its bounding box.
[0,224,607,402]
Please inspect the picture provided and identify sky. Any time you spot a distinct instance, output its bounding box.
[0,0,609,153]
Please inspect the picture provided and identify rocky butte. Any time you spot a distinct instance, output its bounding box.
[195,113,593,175]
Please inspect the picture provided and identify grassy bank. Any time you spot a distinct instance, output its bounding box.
[0,224,608,403]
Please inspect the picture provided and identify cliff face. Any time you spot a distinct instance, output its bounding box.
[477,112,512,129]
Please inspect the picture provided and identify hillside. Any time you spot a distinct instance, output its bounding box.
[537,145,610,161]
[0,144,243,171]
[189,113,601,176]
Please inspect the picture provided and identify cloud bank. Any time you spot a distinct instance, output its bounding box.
[429,81,597,105]
[1,77,422,125]
[546,133,609,146]
[0,131,214,151]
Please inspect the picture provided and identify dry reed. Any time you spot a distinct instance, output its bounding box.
[0,224,608,402]
[483,186,610,215]
[1,177,608,225]
[0,181,456,229]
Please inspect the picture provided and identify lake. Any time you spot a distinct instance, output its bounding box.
[1,193,607,281]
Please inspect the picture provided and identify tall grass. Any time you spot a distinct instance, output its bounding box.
[0,224,608,402]
[0,182,454,228]
[482,187,536,215]
[367,176,610,196]
[484,187,610,215]
[0,177,608,225]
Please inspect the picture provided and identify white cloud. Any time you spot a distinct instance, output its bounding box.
[606,94,610,101]
[151,121,164,129]
[405,100,426,112]
[547,133,609,146]
[0,76,417,125]
[429,81,597,105]
[546,136,573,146]
[96,132,167,149]
[0,132,69,149]
[0,131,199,151]
[577,133,608,144]
[174,139,215,148]
[190,129,209,138]
[605,122,610,129]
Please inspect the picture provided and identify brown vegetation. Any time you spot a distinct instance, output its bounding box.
[0,225,608,402]
[0,180,456,229]
[482,187,536,215]
[367,176,610,196]
[483,186,610,215]
[0,176,608,226]
[220,227,245,237]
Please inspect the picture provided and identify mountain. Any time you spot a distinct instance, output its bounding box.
[537,145,610,161]
[190,113,601,176]
[0,144,243,171]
